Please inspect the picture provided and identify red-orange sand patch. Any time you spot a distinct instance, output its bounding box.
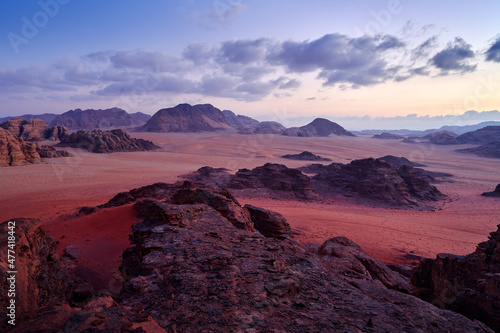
[44,204,136,294]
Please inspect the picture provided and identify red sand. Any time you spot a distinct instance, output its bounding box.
[44,204,136,294]
[1,132,499,289]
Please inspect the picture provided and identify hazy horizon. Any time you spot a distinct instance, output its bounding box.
[1,1,499,125]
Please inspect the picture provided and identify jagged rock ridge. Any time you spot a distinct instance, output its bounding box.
[57,129,159,153]
[51,108,150,130]
[0,117,69,141]
[0,128,41,166]
[283,118,355,137]
[282,151,332,161]
[412,224,500,332]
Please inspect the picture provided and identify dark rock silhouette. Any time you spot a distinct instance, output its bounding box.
[228,163,319,200]
[282,151,332,161]
[372,132,403,140]
[2,183,495,332]
[0,128,41,166]
[282,118,355,137]
[221,110,260,130]
[0,219,76,332]
[482,184,500,197]
[379,155,426,167]
[51,108,150,130]
[36,145,73,158]
[138,103,233,132]
[309,158,446,208]
[457,141,500,159]
[0,117,70,141]
[457,126,500,144]
[426,131,460,145]
[57,129,159,153]
[239,121,286,134]
[412,224,500,332]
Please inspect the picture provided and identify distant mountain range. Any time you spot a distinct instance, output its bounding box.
[0,108,151,130]
[137,103,355,137]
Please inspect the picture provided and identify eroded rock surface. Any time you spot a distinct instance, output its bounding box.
[0,128,41,166]
[57,129,159,153]
[412,225,500,332]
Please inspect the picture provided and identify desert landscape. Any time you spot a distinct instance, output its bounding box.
[1,103,500,331]
[2,1,500,332]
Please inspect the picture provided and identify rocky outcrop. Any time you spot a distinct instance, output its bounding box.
[482,184,500,197]
[372,132,403,140]
[228,163,319,200]
[309,158,446,208]
[457,126,500,144]
[115,182,490,333]
[51,108,150,130]
[3,183,495,332]
[457,141,500,159]
[0,219,76,332]
[239,121,286,135]
[57,129,159,153]
[138,103,233,132]
[426,131,460,145]
[36,145,73,158]
[282,151,332,161]
[0,117,49,141]
[45,125,70,141]
[379,155,426,167]
[0,128,41,166]
[0,117,69,141]
[245,204,291,239]
[282,118,355,137]
[222,110,260,130]
[412,225,500,332]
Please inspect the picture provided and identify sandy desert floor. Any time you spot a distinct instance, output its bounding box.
[1,132,499,292]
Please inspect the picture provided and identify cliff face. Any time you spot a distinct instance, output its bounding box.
[412,224,500,332]
[57,129,159,153]
[0,118,69,141]
[51,108,150,130]
[138,103,233,132]
[0,128,41,166]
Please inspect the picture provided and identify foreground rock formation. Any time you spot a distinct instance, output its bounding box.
[57,129,159,153]
[0,118,69,141]
[51,108,150,130]
[411,224,500,332]
[2,181,496,332]
[282,151,332,161]
[186,158,448,208]
[0,128,40,166]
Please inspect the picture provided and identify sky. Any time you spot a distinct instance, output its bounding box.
[1,0,500,129]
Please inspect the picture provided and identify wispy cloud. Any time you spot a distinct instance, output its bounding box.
[485,36,500,62]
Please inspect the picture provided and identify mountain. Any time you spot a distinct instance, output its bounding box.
[51,108,150,130]
[456,126,500,144]
[372,132,404,140]
[57,129,159,153]
[282,118,355,137]
[0,117,69,141]
[0,128,41,166]
[457,142,500,159]
[138,103,234,132]
[221,110,260,130]
[239,121,286,134]
[0,113,58,125]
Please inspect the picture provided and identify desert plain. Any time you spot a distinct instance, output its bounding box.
[1,131,498,294]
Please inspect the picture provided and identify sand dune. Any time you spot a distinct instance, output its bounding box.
[1,132,498,267]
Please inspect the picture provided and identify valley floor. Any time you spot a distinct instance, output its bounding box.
[1,132,498,267]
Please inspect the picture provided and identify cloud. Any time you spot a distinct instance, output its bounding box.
[431,37,476,74]
[485,36,500,62]
[268,33,406,88]
[411,36,438,61]
[306,97,316,101]
[219,38,268,64]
